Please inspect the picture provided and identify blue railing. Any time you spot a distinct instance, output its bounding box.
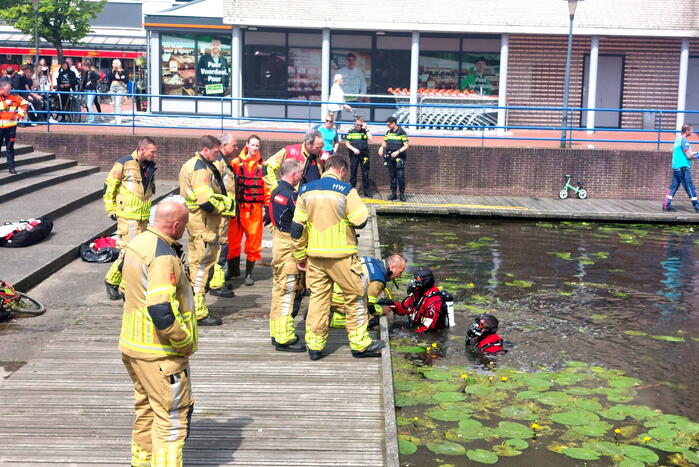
[13,89,694,149]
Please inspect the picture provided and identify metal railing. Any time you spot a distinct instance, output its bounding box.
[12,89,694,149]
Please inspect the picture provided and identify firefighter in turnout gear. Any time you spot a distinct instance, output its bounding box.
[119,201,197,467]
[345,115,372,197]
[208,135,238,297]
[330,254,406,328]
[226,135,269,286]
[378,116,409,201]
[179,135,234,326]
[262,129,324,194]
[103,137,157,300]
[269,159,306,352]
[0,81,28,174]
[291,155,385,360]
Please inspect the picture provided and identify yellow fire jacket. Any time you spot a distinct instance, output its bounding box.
[291,172,368,261]
[119,227,198,359]
[103,151,156,221]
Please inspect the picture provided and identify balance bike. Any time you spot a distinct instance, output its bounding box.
[559,174,587,199]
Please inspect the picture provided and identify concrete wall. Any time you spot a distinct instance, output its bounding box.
[20,132,670,200]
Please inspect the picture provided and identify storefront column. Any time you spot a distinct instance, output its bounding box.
[496,34,509,133]
[409,31,420,127]
[148,31,160,113]
[676,38,690,131]
[231,26,242,120]
[586,36,600,134]
[321,28,330,119]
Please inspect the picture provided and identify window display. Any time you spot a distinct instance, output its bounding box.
[161,34,231,97]
[287,47,321,100]
[460,53,500,96]
[244,45,287,99]
[161,34,196,96]
[418,52,460,90]
[331,50,371,101]
[375,49,411,94]
[196,35,231,96]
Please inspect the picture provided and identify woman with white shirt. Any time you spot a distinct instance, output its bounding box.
[327,73,353,131]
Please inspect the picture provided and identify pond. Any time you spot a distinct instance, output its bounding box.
[379,217,699,467]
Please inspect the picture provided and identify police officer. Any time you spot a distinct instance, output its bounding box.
[291,155,385,360]
[103,136,157,300]
[119,200,197,466]
[179,135,235,326]
[263,129,324,193]
[345,115,372,197]
[378,116,409,202]
[269,159,306,352]
[330,254,407,328]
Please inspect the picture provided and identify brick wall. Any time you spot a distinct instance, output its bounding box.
[19,132,672,200]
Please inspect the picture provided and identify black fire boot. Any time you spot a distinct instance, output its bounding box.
[225,257,241,280]
[275,336,307,353]
[399,192,406,202]
[198,315,222,326]
[388,192,398,201]
[351,339,386,358]
[209,287,235,297]
[105,281,123,301]
[244,260,255,286]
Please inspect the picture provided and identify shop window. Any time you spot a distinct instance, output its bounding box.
[287,47,321,100]
[374,49,411,94]
[161,34,196,96]
[418,52,460,90]
[244,45,287,99]
[331,49,371,101]
[460,53,500,96]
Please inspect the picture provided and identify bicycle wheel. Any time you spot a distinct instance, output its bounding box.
[69,96,83,123]
[10,292,46,316]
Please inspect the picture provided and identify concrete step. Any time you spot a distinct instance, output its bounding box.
[0,165,99,203]
[2,181,179,292]
[0,172,107,222]
[0,144,33,159]
[0,150,56,171]
[0,158,78,186]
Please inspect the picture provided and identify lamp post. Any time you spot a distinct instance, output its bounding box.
[32,0,40,68]
[560,0,582,148]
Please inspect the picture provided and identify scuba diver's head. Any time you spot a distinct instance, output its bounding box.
[406,267,435,295]
[467,313,499,339]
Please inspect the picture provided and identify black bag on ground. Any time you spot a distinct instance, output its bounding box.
[79,242,119,263]
[0,217,53,247]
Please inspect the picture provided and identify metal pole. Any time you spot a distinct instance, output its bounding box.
[32,0,40,68]
[560,13,575,148]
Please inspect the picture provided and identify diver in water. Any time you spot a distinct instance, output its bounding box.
[389,268,453,333]
[466,313,507,355]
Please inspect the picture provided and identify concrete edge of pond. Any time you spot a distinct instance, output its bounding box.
[372,206,400,467]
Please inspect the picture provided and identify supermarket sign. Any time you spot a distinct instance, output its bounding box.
[0,47,140,59]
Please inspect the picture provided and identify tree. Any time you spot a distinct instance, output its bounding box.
[0,0,107,63]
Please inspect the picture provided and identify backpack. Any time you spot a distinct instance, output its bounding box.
[0,217,53,247]
[79,236,119,263]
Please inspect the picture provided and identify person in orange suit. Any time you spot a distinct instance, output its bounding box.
[226,135,270,286]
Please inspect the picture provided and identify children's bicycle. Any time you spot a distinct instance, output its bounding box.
[0,280,46,321]
[558,174,588,199]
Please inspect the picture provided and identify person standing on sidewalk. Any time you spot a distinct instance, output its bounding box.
[119,200,197,467]
[345,115,372,197]
[107,59,129,125]
[291,155,385,360]
[80,59,101,124]
[103,137,158,300]
[0,81,27,174]
[664,124,699,212]
[179,135,234,326]
[378,116,409,202]
[226,135,269,286]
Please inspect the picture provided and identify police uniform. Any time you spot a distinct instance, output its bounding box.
[119,227,197,466]
[262,143,322,193]
[179,152,233,320]
[268,179,302,344]
[291,172,372,353]
[346,126,371,196]
[330,256,390,328]
[103,152,156,290]
[384,125,409,199]
[208,154,237,291]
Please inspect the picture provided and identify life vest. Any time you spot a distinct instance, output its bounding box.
[477,333,506,354]
[232,149,265,204]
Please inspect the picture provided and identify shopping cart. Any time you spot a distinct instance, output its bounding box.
[391,92,498,130]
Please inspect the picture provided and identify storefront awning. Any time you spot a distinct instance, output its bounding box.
[0,31,146,54]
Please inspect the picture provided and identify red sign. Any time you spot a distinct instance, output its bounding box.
[0,46,140,59]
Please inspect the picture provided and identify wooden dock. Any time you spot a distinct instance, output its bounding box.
[0,217,397,466]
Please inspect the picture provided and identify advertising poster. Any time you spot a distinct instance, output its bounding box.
[161,34,196,96]
[418,52,460,89]
[287,48,321,100]
[460,53,500,96]
[196,35,231,96]
[331,50,371,101]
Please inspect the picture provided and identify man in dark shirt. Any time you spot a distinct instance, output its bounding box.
[345,115,372,197]
[6,67,22,91]
[378,116,409,201]
[56,61,78,118]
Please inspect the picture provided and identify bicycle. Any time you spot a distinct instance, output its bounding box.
[558,174,588,199]
[49,92,83,123]
[0,280,46,321]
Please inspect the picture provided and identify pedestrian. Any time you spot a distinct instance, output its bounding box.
[316,111,339,163]
[103,137,158,300]
[179,135,235,326]
[119,200,197,467]
[55,61,78,120]
[327,73,353,130]
[269,159,306,352]
[378,116,409,201]
[663,123,699,212]
[20,64,47,123]
[107,59,128,125]
[263,129,324,192]
[291,155,385,360]
[0,81,27,174]
[5,66,22,91]
[80,59,101,123]
[226,135,269,286]
[208,134,238,297]
[345,114,372,197]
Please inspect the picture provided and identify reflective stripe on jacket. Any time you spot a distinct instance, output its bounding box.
[103,151,156,221]
[119,228,198,359]
[0,93,28,128]
[179,152,230,214]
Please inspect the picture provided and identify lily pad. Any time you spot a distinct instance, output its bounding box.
[575,399,603,412]
[582,441,625,457]
[458,418,484,430]
[434,381,462,392]
[505,280,533,288]
[608,376,642,388]
[624,330,648,336]
[618,458,645,467]
[551,409,599,426]
[421,369,456,381]
[572,421,613,437]
[394,381,422,391]
[466,449,499,464]
[500,405,536,420]
[433,392,467,402]
[426,441,467,456]
[650,335,685,343]
[394,345,427,353]
[538,391,573,406]
[492,444,522,457]
[495,421,534,439]
[599,407,628,421]
[646,440,685,453]
[516,390,543,400]
[399,439,418,455]
[648,426,678,439]
[505,439,529,450]
[623,445,659,463]
[428,408,473,422]
[561,447,600,460]
[681,450,699,464]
